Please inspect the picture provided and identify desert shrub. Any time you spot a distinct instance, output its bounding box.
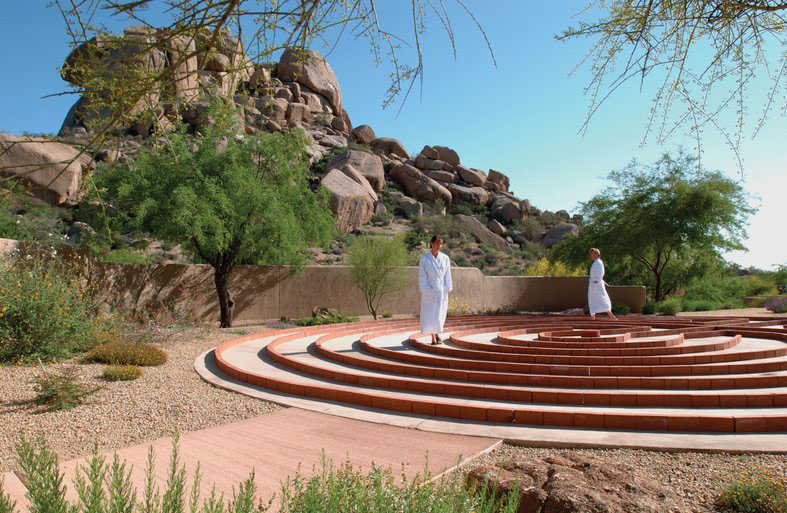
[765,296,787,313]
[484,252,499,265]
[452,254,470,267]
[370,211,394,226]
[405,225,429,250]
[447,295,476,316]
[96,248,151,265]
[642,302,657,314]
[85,335,167,366]
[740,275,779,297]
[718,466,786,513]
[278,455,520,513]
[683,299,720,312]
[538,211,562,227]
[0,252,99,363]
[513,217,545,241]
[484,304,518,315]
[611,303,631,315]
[382,312,393,318]
[523,258,585,277]
[102,365,142,381]
[32,366,100,412]
[0,202,70,246]
[519,240,546,261]
[294,311,359,326]
[417,214,470,242]
[655,298,683,315]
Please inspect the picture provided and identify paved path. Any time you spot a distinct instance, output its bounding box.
[1,408,499,511]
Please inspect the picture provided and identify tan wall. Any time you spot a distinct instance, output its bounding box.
[0,238,646,321]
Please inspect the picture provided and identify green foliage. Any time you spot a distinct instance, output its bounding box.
[611,303,631,315]
[0,252,99,363]
[102,365,142,381]
[718,466,787,513]
[15,437,70,512]
[348,236,409,319]
[382,312,393,319]
[551,151,756,301]
[682,299,720,312]
[512,217,545,241]
[0,201,69,246]
[654,298,683,315]
[523,258,585,277]
[92,102,334,327]
[85,336,167,367]
[32,366,100,412]
[370,211,394,226]
[642,302,656,315]
[294,312,359,326]
[278,454,520,513]
[0,478,16,513]
[97,248,151,265]
[416,214,470,244]
[404,225,429,251]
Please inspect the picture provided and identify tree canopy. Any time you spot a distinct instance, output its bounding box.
[551,151,756,300]
[348,235,409,320]
[92,102,335,326]
[559,1,787,167]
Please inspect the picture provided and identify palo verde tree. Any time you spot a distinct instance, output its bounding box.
[93,102,334,327]
[348,236,409,320]
[559,1,787,167]
[551,151,755,301]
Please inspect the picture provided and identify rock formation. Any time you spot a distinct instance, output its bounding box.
[4,25,583,249]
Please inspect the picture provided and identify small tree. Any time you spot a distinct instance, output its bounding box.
[348,236,408,320]
[552,151,756,301]
[94,103,334,327]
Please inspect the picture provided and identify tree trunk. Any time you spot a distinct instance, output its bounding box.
[653,270,662,302]
[214,266,235,328]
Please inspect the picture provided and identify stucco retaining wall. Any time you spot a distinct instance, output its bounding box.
[1,238,646,321]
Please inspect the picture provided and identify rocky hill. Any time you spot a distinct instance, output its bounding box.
[0,26,581,272]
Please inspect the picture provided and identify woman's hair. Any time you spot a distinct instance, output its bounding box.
[589,247,601,256]
[430,235,443,245]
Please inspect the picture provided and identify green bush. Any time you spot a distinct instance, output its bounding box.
[32,366,100,412]
[294,312,359,326]
[655,298,683,315]
[370,211,394,226]
[96,248,151,265]
[85,336,167,366]
[0,202,69,246]
[642,302,657,315]
[718,467,786,513]
[348,236,408,319]
[683,299,720,312]
[0,253,99,363]
[611,303,631,315]
[512,217,545,241]
[102,365,142,381]
[382,312,393,319]
[1,438,520,513]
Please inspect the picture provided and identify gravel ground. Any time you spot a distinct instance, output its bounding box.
[464,444,787,513]
[0,324,284,473]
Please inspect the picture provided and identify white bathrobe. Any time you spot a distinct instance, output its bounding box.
[418,251,453,333]
[588,258,613,315]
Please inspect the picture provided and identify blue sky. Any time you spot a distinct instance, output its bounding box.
[1,1,785,269]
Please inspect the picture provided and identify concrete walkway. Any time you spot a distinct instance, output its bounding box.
[1,408,499,511]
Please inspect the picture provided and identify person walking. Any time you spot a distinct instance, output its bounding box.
[418,235,453,344]
[588,247,617,320]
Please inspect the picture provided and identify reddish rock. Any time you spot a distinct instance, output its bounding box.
[488,169,510,191]
[420,145,440,160]
[389,163,451,206]
[320,169,374,232]
[370,137,410,160]
[352,124,376,145]
[453,214,509,251]
[0,134,94,207]
[277,48,342,114]
[447,183,488,205]
[456,165,487,187]
[433,145,460,167]
[326,149,385,192]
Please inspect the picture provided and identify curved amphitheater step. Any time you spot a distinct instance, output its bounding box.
[207,315,787,434]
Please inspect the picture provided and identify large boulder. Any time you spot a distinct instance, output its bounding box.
[424,169,458,184]
[490,195,523,224]
[370,137,410,160]
[351,124,376,145]
[325,150,385,192]
[167,34,199,101]
[277,48,342,115]
[466,452,689,513]
[487,169,510,192]
[420,145,440,160]
[320,169,374,232]
[541,223,579,248]
[389,163,452,206]
[338,164,378,202]
[447,184,488,205]
[398,196,423,219]
[432,145,460,167]
[487,219,506,235]
[456,165,487,187]
[414,155,445,171]
[454,214,509,251]
[0,134,94,207]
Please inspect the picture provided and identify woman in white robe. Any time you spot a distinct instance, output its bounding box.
[588,247,617,320]
[418,236,453,344]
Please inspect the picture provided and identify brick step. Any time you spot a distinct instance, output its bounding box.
[212,315,787,433]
